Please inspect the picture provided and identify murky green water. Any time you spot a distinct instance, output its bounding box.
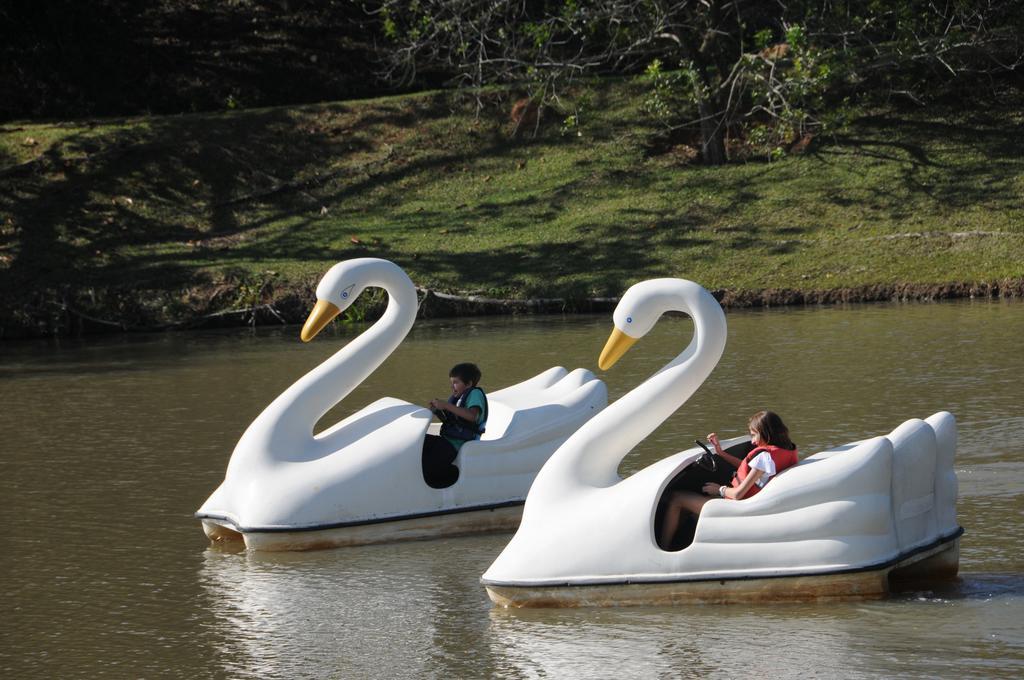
[3,300,1022,678]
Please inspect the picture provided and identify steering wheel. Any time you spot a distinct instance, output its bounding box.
[694,439,717,472]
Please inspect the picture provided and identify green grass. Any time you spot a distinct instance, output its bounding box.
[1,79,1022,334]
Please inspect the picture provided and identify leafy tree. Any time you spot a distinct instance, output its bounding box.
[375,0,1022,164]
[0,0,386,120]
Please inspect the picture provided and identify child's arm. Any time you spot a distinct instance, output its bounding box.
[708,432,744,468]
[447,404,481,422]
[431,399,481,423]
[703,469,764,500]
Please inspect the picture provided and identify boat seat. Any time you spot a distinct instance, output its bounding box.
[481,402,514,440]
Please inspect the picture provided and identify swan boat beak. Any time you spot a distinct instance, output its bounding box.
[300,299,342,342]
[598,328,638,370]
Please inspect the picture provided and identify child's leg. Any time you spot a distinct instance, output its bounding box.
[422,434,459,488]
[660,491,686,548]
[677,491,713,514]
[660,491,712,549]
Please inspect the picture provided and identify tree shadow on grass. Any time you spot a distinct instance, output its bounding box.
[396,206,720,298]
[0,93,494,293]
[2,108,309,289]
[4,95,1021,331]
[811,109,1024,214]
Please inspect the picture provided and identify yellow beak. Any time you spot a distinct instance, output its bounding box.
[598,328,638,370]
[300,299,341,342]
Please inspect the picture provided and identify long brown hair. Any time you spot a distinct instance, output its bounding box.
[749,410,795,450]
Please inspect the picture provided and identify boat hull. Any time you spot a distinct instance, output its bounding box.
[485,535,960,608]
[202,503,524,552]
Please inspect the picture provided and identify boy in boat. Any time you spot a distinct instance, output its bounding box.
[422,362,489,488]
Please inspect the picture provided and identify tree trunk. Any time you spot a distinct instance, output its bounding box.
[693,0,728,166]
[697,99,727,165]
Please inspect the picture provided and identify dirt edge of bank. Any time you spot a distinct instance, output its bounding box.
[3,278,1023,339]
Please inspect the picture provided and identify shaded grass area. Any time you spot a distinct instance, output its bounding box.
[1,80,1023,337]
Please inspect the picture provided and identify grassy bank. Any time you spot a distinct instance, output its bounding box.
[2,80,1022,337]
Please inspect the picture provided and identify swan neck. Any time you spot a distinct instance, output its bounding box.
[245,266,418,454]
[552,284,726,489]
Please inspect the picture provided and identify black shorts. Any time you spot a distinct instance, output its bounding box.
[422,434,462,488]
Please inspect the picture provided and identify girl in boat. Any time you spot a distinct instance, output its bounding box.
[659,410,799,549]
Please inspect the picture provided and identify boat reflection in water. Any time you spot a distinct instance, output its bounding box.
[484,574,1023,678]
[198,535,1017,679]
[197,536,511,678]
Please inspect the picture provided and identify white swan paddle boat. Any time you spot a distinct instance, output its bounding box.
[482,278,962,606]
[196,258,607,551]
